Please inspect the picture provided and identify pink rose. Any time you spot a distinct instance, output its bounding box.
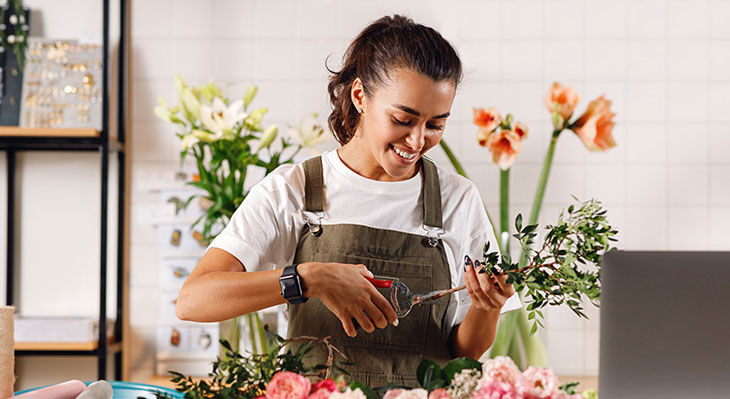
[308,389,333,399]
[480,357,524,387]
[545,82,579,121]
[312,380,339,393]
[473,107,502,132]
[266,371,312,399]
[521,367,560,399]
[428,388,451,399]
[486,129,522,170]
[308,379,339,399]
[473,380,524,399]
[571,95,616,151]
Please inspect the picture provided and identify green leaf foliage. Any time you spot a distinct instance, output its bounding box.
[417,360,446,391]
[164,336,353,399]
[480,198,617,333]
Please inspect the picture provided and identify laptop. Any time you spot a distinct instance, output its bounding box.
[600,251,730,399]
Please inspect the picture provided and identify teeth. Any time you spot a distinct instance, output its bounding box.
[393,146,417,160]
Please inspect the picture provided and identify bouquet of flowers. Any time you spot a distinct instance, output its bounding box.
[165,338,598,399]
[154,76,329,355]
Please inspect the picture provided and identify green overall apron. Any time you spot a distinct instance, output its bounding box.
[287,155,453,387]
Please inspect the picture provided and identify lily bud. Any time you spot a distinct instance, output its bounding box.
[243,84,258,110]
[259,124,279,149]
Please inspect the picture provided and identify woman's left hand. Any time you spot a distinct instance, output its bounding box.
[463,255,515,312]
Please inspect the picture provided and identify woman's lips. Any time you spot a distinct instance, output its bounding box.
[390,144,418,164]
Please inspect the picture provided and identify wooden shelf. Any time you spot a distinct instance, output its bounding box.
[15,335,117,352]
[0,126,100,138]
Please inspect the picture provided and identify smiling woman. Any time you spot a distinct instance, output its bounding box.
[175,14,521,387]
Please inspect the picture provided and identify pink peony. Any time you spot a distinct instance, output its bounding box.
[330,388,367,399]
[308,389,333,399]
[571,95,616,152]
[473,107,503,132]
[473,380,524,399]
[383,389,428,399]
[521,367,560,399]
[428,388,451,399]
[266,371,312,399]
[480,357,524,388]
[383,389,406,399]
[544,82,579,121]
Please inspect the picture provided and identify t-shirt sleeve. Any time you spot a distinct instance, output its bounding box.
[442,181,522,340]
[207,167,302,272]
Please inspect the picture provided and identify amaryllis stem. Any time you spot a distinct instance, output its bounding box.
[439,139,467,177]
[518,130,562,267]
[439,139,502,254]
[500,169,511,254]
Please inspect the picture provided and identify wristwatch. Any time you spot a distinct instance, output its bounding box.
[279,264,308,304]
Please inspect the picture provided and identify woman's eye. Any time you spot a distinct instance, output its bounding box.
[427,124,444,131]
[393,117,411,126]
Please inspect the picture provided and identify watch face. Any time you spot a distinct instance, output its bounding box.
[280,275,301,298]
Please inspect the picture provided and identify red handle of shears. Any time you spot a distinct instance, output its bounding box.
[365,276,393,288]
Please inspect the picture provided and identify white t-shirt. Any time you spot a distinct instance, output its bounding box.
[209,150,521,341]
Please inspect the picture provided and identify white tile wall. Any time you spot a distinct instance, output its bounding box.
[125,0,730,380]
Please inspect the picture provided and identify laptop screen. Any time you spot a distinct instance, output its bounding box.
[599,251,730,399]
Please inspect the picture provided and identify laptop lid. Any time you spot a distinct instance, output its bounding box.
[599,251,730,399]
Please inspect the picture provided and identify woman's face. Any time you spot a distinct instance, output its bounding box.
[343,67,456,182]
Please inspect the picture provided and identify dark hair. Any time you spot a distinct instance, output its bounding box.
[327,15,463,144]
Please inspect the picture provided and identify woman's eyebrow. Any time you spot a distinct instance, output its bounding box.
[392,104,450,119]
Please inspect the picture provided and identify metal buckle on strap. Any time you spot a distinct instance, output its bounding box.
[422,224,444,247]
[302,210,324,237]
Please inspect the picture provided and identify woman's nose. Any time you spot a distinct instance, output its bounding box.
[405,125,425,150]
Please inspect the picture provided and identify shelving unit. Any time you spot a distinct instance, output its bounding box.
[1,0,128,380]
[0,127,100,138]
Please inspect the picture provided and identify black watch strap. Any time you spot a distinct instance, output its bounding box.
[279,264,308,304]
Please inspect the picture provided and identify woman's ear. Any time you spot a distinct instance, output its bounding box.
[350,77,365,114]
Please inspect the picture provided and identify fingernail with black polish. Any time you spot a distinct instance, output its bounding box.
[474,260,481,269]
[464,255,472,266]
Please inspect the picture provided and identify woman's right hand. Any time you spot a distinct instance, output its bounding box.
[297,262,398,337]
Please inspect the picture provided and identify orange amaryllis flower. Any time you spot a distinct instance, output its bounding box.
[477,127,492,147]
[486,129,522,170]
[473,107,502,132]
[545,82,579,121]
[513,121,528,140]
[571,95,616,151]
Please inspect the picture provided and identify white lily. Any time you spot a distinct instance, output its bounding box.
[200,97,246,138]
[288,114,329,154]
[180,134,199,151]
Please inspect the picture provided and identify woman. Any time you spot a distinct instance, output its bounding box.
[176,15,520,387]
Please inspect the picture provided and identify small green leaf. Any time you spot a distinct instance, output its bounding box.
[417,359,444,389]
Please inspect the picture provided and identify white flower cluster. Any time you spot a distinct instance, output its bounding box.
[446,368,482,399]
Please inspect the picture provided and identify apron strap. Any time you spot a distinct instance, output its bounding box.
[303,156,324,213]
[302,154,443,228]
[421,157,443,229]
